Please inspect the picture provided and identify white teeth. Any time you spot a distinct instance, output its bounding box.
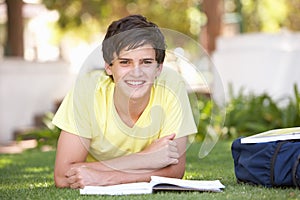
[126,81,144,86]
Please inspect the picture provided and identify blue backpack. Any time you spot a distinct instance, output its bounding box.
[231,137,300,188]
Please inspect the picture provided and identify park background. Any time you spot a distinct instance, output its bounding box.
[1,1,300,199]
[0,0,300,151]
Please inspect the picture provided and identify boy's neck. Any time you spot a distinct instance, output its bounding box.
[113,93,150,128]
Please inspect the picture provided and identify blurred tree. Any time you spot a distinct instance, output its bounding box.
[201,0,223,54]
[5,0,24,57]
[42,0,204,40]
[232,0,290,33]
[3,0,300,59]
[42,0,226,53]
[284,0,300,31]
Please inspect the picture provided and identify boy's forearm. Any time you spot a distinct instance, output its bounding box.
[72,152,162,172]
[82,135,184,172]
[106,156,186,185]
[56,136,187,188]
[55,149,169,188]
[85,157,186,186]
[59,151,186,188]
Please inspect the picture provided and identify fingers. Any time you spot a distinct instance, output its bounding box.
[65,167,85,189]
[66,173,77,184]
[154,134,176,146]
[168,141,179,159]
[168,139,179,164]
[70,181,84,189]
[143,133,180,168]
[155,136,178,154]
[168,139,177,147]
[169,143,178,153]
[169,157,179,165]
[165,133,176,140]
[156,133,176,143]
[166,151,179,165]
[65,167,76,178]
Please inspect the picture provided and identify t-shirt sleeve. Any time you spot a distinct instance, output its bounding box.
[52,74,96,138]
[51,89,77,134]
[159,69,198,139]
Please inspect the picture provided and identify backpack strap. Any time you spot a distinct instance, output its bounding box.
[270,141,286,186]
[292,154,300,188]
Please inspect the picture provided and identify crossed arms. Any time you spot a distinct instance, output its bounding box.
[54,131,188,188]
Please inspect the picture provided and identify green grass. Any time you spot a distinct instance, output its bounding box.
[1,140,300,200]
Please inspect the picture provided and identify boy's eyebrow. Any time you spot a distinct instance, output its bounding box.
[117,58,155,60]
[117,58,131,60]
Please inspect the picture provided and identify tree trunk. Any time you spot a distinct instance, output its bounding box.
[5,0,24,57]
[201,0,223,54]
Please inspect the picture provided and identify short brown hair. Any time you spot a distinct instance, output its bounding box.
[102,15,166,65]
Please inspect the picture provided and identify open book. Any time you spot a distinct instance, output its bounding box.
[241,127,300,144]
[80,176,225,195]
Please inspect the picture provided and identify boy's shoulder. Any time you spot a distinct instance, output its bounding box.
[75,69,111,92]
[157,67,185,86]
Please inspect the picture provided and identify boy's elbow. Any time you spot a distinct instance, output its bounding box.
[168,164,185,179]
[174,158,186,179]
[175,166,185,179]
[54,174,69,188]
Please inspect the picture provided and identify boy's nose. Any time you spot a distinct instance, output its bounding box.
[131,63,143,76]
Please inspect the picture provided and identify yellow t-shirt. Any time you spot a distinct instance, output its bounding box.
[52,67,197,161]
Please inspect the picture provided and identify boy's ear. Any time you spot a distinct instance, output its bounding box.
[155,63,163,77]
[105,63,112,75]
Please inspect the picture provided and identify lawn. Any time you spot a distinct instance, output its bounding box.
[1,140,299,200]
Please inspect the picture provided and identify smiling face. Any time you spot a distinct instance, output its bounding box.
[105,44,163,101]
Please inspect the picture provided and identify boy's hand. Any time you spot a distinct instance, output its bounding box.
[65,166,93,188]
[141,133,179,169]
[65,166,110,188]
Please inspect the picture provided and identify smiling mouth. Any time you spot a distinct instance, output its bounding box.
[125,80,146,86]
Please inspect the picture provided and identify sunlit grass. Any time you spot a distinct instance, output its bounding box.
[1,141,300,200]
[0,158,13,169]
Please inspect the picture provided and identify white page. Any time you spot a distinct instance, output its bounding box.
[80,176,225,195]
[150,176,225,190]
[80,182,152,195]
[241,127,300,144]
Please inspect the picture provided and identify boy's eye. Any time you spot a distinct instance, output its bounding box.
[119,60,130,66]
[143,60,153,64]
[117,59,156,67]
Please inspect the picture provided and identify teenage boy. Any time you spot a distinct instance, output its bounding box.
[52,14,197,189]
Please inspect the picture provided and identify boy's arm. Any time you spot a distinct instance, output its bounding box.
[54,130,187,188]
[67,147,186,189]
[54,131,91,188]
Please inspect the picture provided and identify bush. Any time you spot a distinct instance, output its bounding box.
[16,112,60,149]
[196,84,300,140]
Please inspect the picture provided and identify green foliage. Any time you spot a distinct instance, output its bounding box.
[42,0,203,40]
[16,112,60,149]
[239,0,288,32]
[191,94,220,142]
[224,86,282,137]
[227,0,300,32]
[282,84,300,126]
[196,84,300,140]
[41,0,300,43]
